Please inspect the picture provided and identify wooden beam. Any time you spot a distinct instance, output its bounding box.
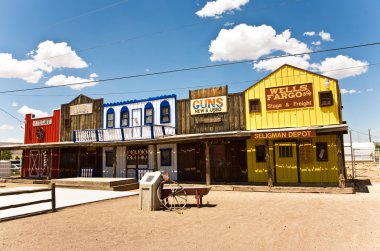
[265,140,273,187]
[77,148,81,177]
[205,141,211,185]
[336,135,346,188]
[112,146,117,178]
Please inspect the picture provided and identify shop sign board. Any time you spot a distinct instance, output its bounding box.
[265,83,314,111]
[70,103,93,116]
[251,130,316,140]
[32,118,52,126]
[190,96,227,115]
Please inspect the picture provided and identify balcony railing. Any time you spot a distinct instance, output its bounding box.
[73,125,176,143]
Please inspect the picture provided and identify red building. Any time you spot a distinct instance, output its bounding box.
[23,109,61,178]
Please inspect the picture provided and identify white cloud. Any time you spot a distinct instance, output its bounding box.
[0,124,15,130]
[318,30,333,41]
[311,41,321,46]
[224,22,235,27]
[2,138,23,143]
[17,105,48,118]
[209,24,310,62]
[11,102,18,107]
[253,55,311,72]
[341,89,358,94]
[196,0,249,18]
[45,73,99,90]
[311,55,368,79]
[366,88,374,92]
[303,31,315,36]
[0,53,43,83]
[0,40,89,84]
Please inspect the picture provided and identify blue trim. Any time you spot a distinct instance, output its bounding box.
[73,131,76,142]
[95,129,99,142]
[103,94,177,107]
[144,102,154,125]
[120,106,129,127]
[174,95,177,131]
[106,108,115,128]
[160,100,171,124]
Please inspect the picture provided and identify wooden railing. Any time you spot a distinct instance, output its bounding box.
[0,184,56,221]
[73,125,176,143]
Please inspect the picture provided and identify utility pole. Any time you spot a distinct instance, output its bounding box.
[368,129,372,142]
[349,130,355,179]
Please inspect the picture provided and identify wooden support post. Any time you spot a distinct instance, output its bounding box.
[112,146,117,178]
[349,130,355,179]
[153,144,158,171]
[77,148,81,177]
[336,135,345,188]
[265,140,273,187]
[205,142,211,186]
[50,183,56,212]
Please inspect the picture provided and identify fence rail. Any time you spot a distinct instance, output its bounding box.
[73,125,175,143]
[0,184,56,214]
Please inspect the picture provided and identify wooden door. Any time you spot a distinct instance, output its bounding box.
[29,150,40,177]
[126,146,149,180]
[178,144,204,181]
[132,109,142,137]
[275,142,298,183]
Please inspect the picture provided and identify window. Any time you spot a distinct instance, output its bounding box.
[319,91,333,107]
[316,142,328,161]
[279,145,293,158]
[120,106,129,127]
[160,148,172,166]
[144,103,154,125]
[106,108,115,128]
[160,100,171,123]
[255,145,266,162]
[249,99,261,113]
[105,151,113,167]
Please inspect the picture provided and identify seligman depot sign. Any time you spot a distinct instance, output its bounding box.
[251,130,316,140]
[265,83,314,111]
[190,96,227,115]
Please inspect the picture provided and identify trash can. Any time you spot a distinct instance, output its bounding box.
[139,171,163,211]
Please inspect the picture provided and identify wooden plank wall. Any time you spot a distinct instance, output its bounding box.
[60,95,103,141]
[177,93,246,134]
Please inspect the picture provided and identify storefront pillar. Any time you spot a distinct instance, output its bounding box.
[265,140,273,187]
[205,142,211,185]
[153,144,158,171]
[77,148,81,177]
[112,146,117,178]
[336,135,346,188]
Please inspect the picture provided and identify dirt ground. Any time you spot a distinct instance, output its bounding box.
[1,165,380,251]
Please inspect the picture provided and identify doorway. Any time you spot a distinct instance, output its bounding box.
[274,142,298,183]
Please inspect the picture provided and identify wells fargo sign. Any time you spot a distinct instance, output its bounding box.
[190,96,227,115]
[251,130,316,140]
[265,83,314,111]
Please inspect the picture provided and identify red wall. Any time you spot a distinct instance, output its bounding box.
[24,109,60,144]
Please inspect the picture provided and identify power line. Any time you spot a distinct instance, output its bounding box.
[1,41,379,95]
[0,107,23,124]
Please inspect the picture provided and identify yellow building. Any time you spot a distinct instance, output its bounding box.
[245,64,347,187]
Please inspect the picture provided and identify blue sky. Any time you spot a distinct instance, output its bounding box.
[0,0,379,143]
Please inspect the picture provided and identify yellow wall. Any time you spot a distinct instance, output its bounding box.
[247,135,339,184]
[245,65,342,130]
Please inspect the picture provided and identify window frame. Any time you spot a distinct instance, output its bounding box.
[160,148,172,166]
[249,99,261,113]
[255,145,266,163]
[319,91,333,107]
[160,100,171,124]
[316,142,328,162]
[106,108,115,128]
[279,145,293,158]
[144,102,154,125]
[105,150,113,167]
[120,106,129,127]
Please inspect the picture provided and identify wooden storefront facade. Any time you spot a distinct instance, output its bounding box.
[245,65,346,187]
[176,86,248,183]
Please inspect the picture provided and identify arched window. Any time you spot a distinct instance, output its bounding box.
[144,102,154,125]
[106,108,115,128]
[120,106,129,127]
[160,100,170,123]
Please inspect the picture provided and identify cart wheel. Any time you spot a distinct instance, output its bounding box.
[157,180,187,210]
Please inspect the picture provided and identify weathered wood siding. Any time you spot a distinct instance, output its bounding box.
[176,93,246,134]
[60,95,103,142]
